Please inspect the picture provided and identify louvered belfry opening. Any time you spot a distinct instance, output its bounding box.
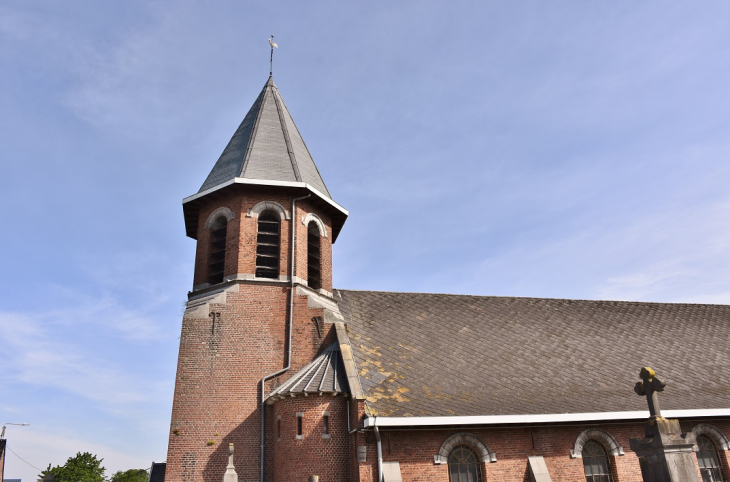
[307,222,321,290]
[256,211,280,279]
[208,216,228,285]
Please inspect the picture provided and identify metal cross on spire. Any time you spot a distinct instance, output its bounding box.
[269,35,278,76]
[634,366,666,418]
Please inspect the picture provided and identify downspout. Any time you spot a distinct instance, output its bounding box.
[374,424,384,482]
[260,193,311,482]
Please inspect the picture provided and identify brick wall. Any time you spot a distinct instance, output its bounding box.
[350,400,368,482]
[269,396,350,482]
[166,284,343,482]
[166,187,338,482]
[353,419,730,482]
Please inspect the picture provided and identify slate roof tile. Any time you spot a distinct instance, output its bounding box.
[268,343,349,399]
[199,76,331,198]
[335,289,730,418]
[149,462,166,482]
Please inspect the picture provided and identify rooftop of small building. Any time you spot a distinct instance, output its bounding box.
[149,462,166,482]
[267,343,349,403]
[334,288,730,418]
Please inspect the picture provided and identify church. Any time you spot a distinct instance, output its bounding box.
[163,74,730,482]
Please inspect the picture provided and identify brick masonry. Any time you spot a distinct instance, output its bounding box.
[268,397,350,482]
[353,419,730,482]
[166,186,337,482]
[191,187,333,292]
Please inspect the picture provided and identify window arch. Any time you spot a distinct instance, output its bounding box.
[307,221,321,290]
[571,429,624,458]
[692,424,730,451]
[256,211,281,279]
[696,435,726,482]
[434,433,496,464]
[208,215,228,285]
[301,213,327,238]
[247,201,289,221]
[581,440,613,482]
[448,445,482,482]
[204,206,234,229]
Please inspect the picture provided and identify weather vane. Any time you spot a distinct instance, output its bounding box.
[269,35,278,76]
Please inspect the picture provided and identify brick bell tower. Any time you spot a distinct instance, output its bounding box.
[165,75,348,482]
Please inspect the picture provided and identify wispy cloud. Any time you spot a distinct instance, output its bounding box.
[454,193,730,303]
[0,308,166,404]
[57,3,242,142]
[0,6,35,39]
[594,202,730,303]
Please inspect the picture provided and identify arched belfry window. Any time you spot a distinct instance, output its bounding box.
[448,445,482,482]
[307,221,321,290]
[208,216,228,285]
[582,440,613,482]
[256,211,281,279]
[696,435,726,482]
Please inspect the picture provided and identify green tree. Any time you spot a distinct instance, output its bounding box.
[110,468,149,482]
[40,452,106,482]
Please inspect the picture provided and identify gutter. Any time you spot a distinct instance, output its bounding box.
[259,193,311,482]
[364,408,730,428]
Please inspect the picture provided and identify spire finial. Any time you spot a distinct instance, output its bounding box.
[269,35,278,76]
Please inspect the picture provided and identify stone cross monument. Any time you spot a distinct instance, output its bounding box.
[630,367,699,482]
[634,366,666,418]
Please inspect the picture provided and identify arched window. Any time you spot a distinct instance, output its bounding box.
[208,216,228,285]
[256,211,280,279]
[307,221,321,290]
[448,445,482,482]
[582,440,613,482]
[696,435,726,482]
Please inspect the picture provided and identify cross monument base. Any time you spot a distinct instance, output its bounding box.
[630,417,698,482]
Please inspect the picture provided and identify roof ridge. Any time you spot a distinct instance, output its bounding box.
[334,288,730,307]
[273,85,331,195]
[239,82,268,178]
[270,81,302,182]
[317,351,333,392]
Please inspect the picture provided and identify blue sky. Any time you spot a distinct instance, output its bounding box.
[2,1,730,480]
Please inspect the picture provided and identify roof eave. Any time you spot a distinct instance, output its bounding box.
[363,408,730,428]
[182,178,348,241]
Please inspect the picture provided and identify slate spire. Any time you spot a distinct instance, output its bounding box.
[199,76,332,198]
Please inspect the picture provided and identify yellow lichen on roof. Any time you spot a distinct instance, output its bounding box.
[366,385,411,406]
